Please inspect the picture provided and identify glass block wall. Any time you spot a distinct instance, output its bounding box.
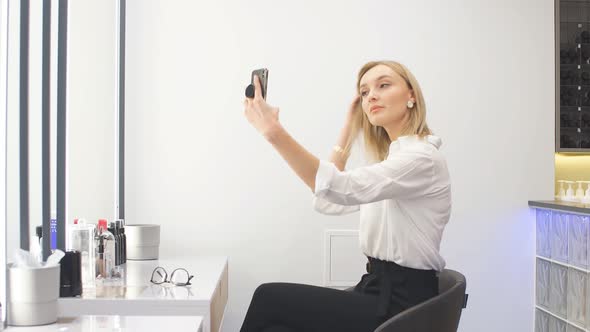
[535,208,590,332]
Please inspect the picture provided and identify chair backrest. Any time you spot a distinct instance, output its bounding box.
[374,269,467,332]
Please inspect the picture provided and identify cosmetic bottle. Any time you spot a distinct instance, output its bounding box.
[95,219,116,280]
[69,218,96,288]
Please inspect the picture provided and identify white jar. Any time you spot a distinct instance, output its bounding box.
[7,264,60,326]
[126,224,160,260]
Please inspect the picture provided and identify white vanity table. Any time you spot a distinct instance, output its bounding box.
[4,315,203,332]
[58,256,228,332]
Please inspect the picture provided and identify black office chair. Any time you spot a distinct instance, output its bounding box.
[347,269,467,332]
[377,269,467,332]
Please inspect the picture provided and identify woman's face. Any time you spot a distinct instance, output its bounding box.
[359,65,415,128]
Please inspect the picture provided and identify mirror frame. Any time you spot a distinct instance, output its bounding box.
[0,0,8,326]
[2,0,124,323]
[56,0,126,250]
[53,0,66,256]
[117,0,125,221]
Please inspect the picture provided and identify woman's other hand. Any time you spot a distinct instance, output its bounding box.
[345,94,361,126]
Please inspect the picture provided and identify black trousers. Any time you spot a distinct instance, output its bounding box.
[239,257,439,332]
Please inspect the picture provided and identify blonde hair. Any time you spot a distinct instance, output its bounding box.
[344,61,432,162]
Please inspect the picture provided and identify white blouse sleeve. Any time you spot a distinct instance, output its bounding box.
[312,195,360,215]
[313,148,434,206]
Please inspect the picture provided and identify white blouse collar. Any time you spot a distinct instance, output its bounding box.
[389,135,442,150]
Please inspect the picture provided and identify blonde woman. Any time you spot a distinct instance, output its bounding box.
[241,61,452,332]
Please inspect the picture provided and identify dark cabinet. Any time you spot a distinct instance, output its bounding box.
[557,0,590,151]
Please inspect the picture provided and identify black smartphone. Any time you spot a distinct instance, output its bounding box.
[251,68,269,100]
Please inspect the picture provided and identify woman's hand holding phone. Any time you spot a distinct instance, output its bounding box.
[244,75,281,141]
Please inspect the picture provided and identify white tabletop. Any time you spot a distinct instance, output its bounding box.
[57,256,228,332]
[58,256,227,315]
[4,315,203,331]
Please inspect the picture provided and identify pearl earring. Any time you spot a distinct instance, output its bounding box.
[407,100,414,108]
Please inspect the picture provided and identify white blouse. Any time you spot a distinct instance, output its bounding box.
[312,135,451,271]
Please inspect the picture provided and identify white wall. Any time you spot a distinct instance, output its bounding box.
[122,0,555,331]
